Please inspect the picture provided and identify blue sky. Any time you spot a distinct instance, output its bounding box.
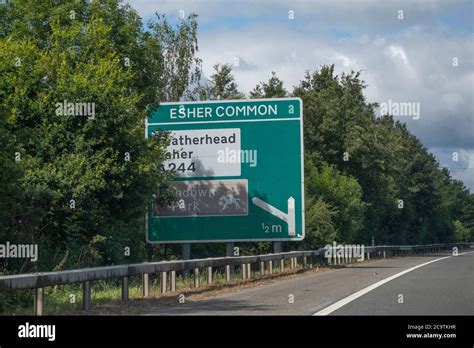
[128,0,474,190]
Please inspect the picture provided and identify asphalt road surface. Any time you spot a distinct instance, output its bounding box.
[149,251,474,315]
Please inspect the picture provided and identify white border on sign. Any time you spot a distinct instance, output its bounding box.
[145,97,304,244]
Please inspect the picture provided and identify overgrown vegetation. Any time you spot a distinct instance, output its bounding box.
[0,0,472,288]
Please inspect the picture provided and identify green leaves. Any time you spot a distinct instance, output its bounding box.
[295,65,474,245]
[303,197,337,248]
[453,220,470,242]
[197,63,245,101]
[146,13,202,103]
[250,72,288,99]
[306,162,365,243]
[0,0,177,272]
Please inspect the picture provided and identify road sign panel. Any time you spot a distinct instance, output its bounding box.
[146,98,304,243]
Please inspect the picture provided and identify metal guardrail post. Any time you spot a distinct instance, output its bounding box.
[34,287,43,316]
[241,264,247,280]
[122,277,129,301]
[170,270,176,292]
[193,268,199,288]
[303,256,307,269]
[225,265,231,282]
[247,263,251,279]
[268,260,273,274]
[160,272,167,293]
[142,273,149,298]
[207,267,213,285]
[260,262,265,276]
[280,258,284,272]
[83,281,92,310]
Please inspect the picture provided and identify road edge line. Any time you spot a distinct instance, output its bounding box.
[313,251,472,316]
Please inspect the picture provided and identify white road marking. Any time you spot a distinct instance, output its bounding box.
[313,251,473,316]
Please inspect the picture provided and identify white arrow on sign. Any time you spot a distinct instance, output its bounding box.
[252,197,295,235]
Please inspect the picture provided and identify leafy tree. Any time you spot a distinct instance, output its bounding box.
[294,66,384,243]
[0,0,204,272]
[293,65,474,245]
[302,196,337,249]
[460,194,474,238]
[144,13,202,103]
[454,220,470,242]
[0,96,20,251]
[250,71,287,98]
[306,162,365,243]
[197,63,245,100]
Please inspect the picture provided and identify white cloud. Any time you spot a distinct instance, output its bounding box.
[385,45,409,65]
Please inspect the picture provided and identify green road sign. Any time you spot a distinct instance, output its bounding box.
[146,98,304,243]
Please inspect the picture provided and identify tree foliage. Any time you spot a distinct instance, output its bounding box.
[294,65,474,245]
[301,196,337,249]
[0,0,202,272]
[0,1,472,280]
[197,63,245,100]
[250,71,287,99]
[306,161,365,243]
